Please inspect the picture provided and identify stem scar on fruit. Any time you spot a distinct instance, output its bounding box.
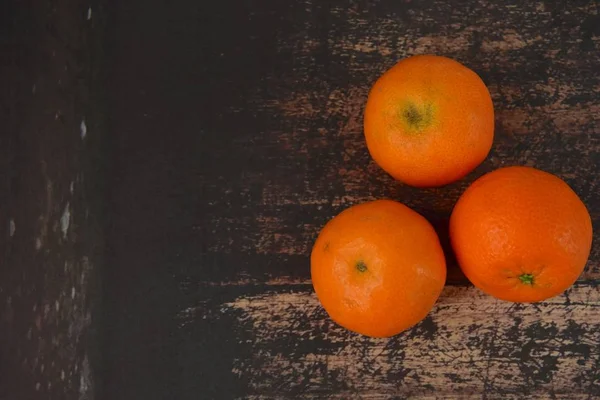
[399,101,436,133]
[355,260,368,273]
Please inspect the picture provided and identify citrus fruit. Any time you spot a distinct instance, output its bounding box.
[311,200,447,337]
[450,166,592,303]
[364,55,494,187]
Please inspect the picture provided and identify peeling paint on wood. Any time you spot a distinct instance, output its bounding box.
[178,284,600,398]
[95,0,600,398]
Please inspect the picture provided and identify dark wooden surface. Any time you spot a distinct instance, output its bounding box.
[100,0,600,399]
[3,0,599,399]
[0,0,106,399]
[102,1,600,399]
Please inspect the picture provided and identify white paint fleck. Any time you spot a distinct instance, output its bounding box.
[35,238,42,250]
[70,181,75,194]
[79,356,92,397]
[80,374,88,395]
[80,119,87,139]
[35,382,40,391]
[40,364,45,373]
[71,286,76,299]
[55,300,60,312]
[87,7,92,20]
[61,370,65,381]
[9,219,15,237]
[60,202,70,239]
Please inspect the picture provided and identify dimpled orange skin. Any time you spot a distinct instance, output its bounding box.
[450,166,593,303]
[311,200,447,338]
[364,55,494,187]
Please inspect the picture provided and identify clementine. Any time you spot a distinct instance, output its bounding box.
[450,166,592,303]
[311,200,446,337]
[364,55,494,187]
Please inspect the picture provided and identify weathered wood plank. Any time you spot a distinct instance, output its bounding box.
[0,0,105,398]
[178,284,600,398]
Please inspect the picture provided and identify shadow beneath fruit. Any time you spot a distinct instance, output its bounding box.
[428,217,468,286]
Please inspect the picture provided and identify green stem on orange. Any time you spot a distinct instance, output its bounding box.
[519,273,535,285]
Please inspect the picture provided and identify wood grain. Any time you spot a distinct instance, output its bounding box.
[178,283,600,398]
[103,0,600,398]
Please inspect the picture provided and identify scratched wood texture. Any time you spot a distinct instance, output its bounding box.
[104,0,600,399]
[0,1,106,399]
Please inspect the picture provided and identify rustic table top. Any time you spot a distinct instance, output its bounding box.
[101,1,600,399]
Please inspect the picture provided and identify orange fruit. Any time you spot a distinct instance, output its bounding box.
[311,200,447,337]
[450,166,593,303]
[364,55,494,187]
